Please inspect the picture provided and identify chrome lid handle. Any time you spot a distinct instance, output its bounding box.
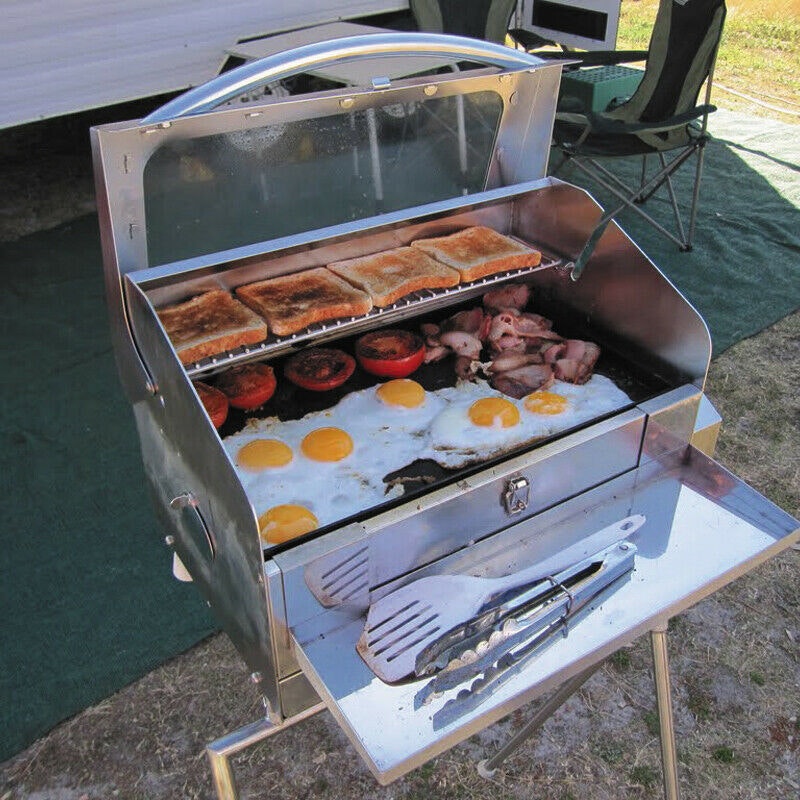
[143,33,546,123]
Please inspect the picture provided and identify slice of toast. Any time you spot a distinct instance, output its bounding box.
[236,267,373,336]
[410,226,542,283]
[156,289,268,365]
[327,246,460,307]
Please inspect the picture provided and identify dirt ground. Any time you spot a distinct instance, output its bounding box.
[0,110,798,800]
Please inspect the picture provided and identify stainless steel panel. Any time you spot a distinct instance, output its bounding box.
[286,449,799,784]
[265,560,297,680]
[278,671,321,719]
[514,181,712,385]
[639,385,703,463]
[691,394,722,457]
[124,279,281,710]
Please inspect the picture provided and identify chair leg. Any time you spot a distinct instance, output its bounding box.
[639,154,648,196]
[658,152,688,248]
[549,149,571,176]
[687,139,708,250]
[568,158,688,250]
[567,144,702,252]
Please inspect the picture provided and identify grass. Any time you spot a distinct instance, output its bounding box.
[629,764,659,789]
[616,0,800,123]
[712,746,737,763]
[749,671,766,687]
[643,710,661,737]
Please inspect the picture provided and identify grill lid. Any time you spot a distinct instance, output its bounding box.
[91,34,565,276]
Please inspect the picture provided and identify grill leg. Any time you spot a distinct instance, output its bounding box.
[478,662,603,777]
[480,629,682,799]
[206,704,325,800]
[651,626,681,800]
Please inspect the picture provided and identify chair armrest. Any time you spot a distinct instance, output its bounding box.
[585,105,717,134]
[532,49,648,67]
[507,28,556,50]
[559,50,648,67]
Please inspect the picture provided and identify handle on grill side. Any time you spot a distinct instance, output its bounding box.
[143,33,546,123]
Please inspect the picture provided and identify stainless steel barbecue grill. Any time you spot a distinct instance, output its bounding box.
[90,32,799,800]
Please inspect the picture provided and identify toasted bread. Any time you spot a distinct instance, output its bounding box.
[410,226,542,282]
[236,267,373,336]
[157,290,268,365]
[327,246,460,307]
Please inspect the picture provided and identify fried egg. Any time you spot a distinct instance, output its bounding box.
[422,375,631,469]
[376,378,427,409]
[223,380,447,545]
[236,438,293,470]
[258,504,319,544]
[301,427,353,462]
[224,373,631,547]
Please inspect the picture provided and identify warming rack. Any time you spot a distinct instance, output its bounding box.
[173,253,563,378]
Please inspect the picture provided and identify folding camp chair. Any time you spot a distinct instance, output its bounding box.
[410,0,518,43]
[543,0,727,271]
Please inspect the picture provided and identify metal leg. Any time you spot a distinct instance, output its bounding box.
[640,154,648,193]
[658,152,688,248]
[569,156,692,250]
[478,662,604,777]
[651,626,681,800]
[480,630,681,799]
[687,140,708,249]
[206,704,325,800]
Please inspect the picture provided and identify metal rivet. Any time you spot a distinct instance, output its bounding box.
[339,97,355,109]
[423,84,438,97]
[165,535,175,547]
[509,91,519,106]
[619,543,630,551]
[250,671,262,684]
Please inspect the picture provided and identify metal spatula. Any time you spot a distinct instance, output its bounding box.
[356,514,644,683]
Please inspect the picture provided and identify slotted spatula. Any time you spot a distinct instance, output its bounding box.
[356,514,644,683]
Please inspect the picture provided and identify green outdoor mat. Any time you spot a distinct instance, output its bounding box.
[0,215,216,763]
[0,110,797,764]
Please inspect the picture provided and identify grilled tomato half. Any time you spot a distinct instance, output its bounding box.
[355,329,425,378]
[195,381,229,428]
[216,363,277,410]
[284,348,356,392]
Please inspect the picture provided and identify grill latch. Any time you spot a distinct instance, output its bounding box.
[503,476,530,515]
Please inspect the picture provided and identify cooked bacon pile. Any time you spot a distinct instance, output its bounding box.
[422,283,602,398]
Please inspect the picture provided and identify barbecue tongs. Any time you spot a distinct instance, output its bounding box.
[414,540,637,723]
[357,516,643,685]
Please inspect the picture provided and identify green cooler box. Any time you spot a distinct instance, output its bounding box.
[559,65,644,112]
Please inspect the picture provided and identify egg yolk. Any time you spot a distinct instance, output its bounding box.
[258,504,318,544]
[468,397,520,428]
[301,427,353,462]
[236,439,293,470]
[376,379,426,408]
[524,391,569,415]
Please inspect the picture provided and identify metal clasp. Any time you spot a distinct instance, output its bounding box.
[502,476,530,515]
